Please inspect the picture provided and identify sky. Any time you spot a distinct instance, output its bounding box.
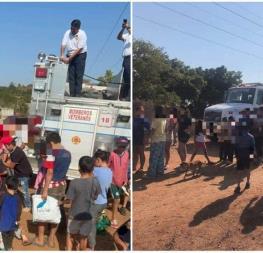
[134,2,263,83]
[0,2,130,86]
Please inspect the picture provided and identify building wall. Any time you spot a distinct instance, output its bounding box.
[0,108,14,121]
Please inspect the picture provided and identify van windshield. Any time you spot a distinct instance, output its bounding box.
[226,88,255,104]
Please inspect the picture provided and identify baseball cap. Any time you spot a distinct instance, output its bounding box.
[116,137,129,147]
[0,136,16,145]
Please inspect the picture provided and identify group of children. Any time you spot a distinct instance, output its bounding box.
[0,135,130,250]
[140,103,256,195]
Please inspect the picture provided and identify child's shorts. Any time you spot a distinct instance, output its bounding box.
[236,157,250,170]
[67,219,92,237]
[196,142,206,149]
[110,184,124,200]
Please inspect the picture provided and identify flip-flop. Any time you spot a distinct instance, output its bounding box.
[22,240,32,246]
[31,239,46,247]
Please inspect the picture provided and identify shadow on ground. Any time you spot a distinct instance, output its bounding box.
[189,193,241,227]
[240,196,263,234]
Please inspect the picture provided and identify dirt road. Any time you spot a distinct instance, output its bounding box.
[133,142,263,250]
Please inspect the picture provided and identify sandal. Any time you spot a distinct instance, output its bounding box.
[31,240,46,247]
[22,240,32,246]
[118,207,127,216]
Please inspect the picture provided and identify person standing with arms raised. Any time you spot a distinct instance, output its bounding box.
[117,19,131,101]
[60,19,87,97]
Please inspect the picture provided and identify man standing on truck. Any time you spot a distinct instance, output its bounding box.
[60,19,87,97]
[1,136,33,212]
[117,19,131,101]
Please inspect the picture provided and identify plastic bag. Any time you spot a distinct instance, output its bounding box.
[32,195,61,224]
[96,214,110,233]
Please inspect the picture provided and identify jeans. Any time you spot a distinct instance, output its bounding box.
[224,141,234,162]
[255,136,263,157]
[88,203,107,249]
[120,55,130,100]
[18,177,31,208]
[68,52,87,97]
[2,231,14,250]
[148,142,165,177]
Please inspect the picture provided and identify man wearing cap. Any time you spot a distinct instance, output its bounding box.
[1,136,33,212]
[60,19,87,97]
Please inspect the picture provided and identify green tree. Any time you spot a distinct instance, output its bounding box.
[133,39,180,106]
[133,39,243,117]
[97,70,114,86]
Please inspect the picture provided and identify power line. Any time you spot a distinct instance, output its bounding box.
[188,3,263,39]
[214,2,263,30]
[109,57,123,70]
[134,15,263,61]
[154,2,263,49]
[237,4,263,22]
[84,74,125,85]
[89,3,129,72]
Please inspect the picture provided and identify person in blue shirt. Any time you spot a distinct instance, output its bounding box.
[234,124,255,194]
[89,150,112,250]
[133,104,150,173]
[0,176,22,250]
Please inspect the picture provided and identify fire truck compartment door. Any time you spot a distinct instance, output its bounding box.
[60,105,99,171]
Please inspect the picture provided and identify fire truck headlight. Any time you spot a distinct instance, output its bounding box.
[38,52,46,62]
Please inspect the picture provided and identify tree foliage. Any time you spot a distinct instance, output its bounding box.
[0,83,31,115]
[97,70,114,86]
[134,39,242,117]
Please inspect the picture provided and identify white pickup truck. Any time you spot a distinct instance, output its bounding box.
[204,83,263,122]
[204,83,263,137]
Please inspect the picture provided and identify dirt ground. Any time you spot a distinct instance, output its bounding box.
[133,141,263,250]
[12,189,130,251]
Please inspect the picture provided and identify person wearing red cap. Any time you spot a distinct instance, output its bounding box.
[1,136,33,212]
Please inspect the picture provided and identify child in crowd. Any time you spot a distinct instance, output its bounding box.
[133,104,150,173]
[234,124,255,194]
[89,150,112,250]
[190,120,212,164]
[223,116,236,165]
[0,176,22,250]
[66,156,101,250]
[113,220,130,250]
[217,117,228,163]
[165,109,176,170]
[109,137,129,229]
[148,105,167,177]
[177,106,192,169]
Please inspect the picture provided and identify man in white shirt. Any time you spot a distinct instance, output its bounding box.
[117,19,131,101]
[60,19,87,97]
